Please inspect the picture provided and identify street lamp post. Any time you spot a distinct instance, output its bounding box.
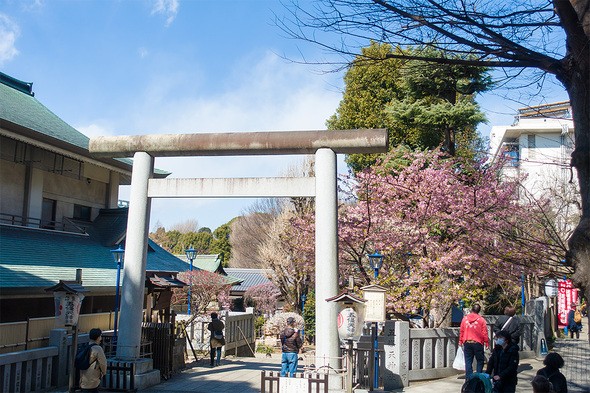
[368,251,384,389]
[110,245,124,341]
[369,252,384,280]
[301,293,307,342]
[521,273,525,315]
[185,247,197,315]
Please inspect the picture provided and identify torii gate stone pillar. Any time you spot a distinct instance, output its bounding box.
[89,129,387,365]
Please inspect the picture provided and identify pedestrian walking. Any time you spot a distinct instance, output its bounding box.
[567,303,582,339]
[207,312,225,367]
[280,316,302,377]
[531,375,553,393]
[486,330,519,393]
[459,303,489,381]
[79,328,107,393]
[536,352,568,393]
[493,306,521,346]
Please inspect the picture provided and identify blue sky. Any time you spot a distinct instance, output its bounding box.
[0,0,569,232]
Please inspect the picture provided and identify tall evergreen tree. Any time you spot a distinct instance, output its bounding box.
[327,43,490,172]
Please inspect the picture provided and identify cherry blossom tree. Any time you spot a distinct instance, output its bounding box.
[171,270,231,315]
[245,282,282,316]
[286,148,557,326]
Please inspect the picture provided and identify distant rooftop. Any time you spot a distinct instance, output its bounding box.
[224,268,273,292]
[175,254,243,285]
[517,101,571,121]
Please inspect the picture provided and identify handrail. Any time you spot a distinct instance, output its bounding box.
[0,212,87,235]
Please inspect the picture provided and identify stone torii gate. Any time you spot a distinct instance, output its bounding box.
[89,129,387,366]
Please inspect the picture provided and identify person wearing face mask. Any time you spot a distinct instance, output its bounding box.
[486,330,519,393]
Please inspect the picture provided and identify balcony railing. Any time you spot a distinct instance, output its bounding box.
[0,213,87,235]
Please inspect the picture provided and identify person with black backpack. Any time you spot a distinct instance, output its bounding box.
[77,328,107,393]
[536,352,568,393]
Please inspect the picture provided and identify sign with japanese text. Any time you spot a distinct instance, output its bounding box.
[362,285,387,322]
[337,306,364,341]
[557,279,577,327]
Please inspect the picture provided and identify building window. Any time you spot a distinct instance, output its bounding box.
[41,198,56,229]
[73,204,91,221]
[503,138,519,167]
[528,134,536,159]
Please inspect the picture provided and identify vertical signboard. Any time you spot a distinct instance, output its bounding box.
[557,279,577,327]
[362,284,387,323]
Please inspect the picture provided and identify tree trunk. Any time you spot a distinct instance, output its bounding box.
[563,64,590,304]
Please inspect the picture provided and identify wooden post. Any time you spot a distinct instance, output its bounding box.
[25,317,31,351]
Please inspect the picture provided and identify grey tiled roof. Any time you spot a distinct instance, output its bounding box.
[224,268,273,292]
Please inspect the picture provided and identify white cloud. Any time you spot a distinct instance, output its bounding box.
[21,0,44,12]
[138,47,149,58]
[77,123,116,138]
[132,51,342,135]
[0,14,19,66]
[151,0,179,27]
[99,51,344,229]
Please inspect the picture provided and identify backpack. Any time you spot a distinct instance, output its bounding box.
[74,343,97,370]
[213,330,224,339]
[574,310,582,323]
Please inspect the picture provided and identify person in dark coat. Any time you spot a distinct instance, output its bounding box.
[207,312,225,367]
[486,330,519,393]
[280,317,302,377]
[566,303,581,339]
[536,352,568,393]
[493,306,521,346]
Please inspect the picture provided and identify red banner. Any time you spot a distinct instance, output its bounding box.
[558,279,577,327]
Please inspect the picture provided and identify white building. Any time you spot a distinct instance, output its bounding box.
[489,101,579,237]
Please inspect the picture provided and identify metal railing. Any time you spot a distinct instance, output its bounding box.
[0,213,87,235]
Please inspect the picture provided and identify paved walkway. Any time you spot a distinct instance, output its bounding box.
[390,357,545,393]
[553,331,590,392]
[142,355,281,393]
[148,331,589,393]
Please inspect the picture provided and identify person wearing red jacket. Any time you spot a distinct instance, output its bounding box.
[459,303,489,381]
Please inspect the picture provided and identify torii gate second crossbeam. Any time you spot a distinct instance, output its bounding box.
[89,129,388,368]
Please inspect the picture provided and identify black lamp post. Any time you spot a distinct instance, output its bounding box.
[185,247,197,315]
[110,245,124,341]
[368,251,384,389]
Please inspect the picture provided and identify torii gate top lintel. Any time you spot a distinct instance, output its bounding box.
[89,128,388,158]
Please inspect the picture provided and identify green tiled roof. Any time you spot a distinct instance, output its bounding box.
[174,254,243,285]
[0,208,188,290]
[176,254,223,273]
[0,72,90,150]
[0,72,169,177]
